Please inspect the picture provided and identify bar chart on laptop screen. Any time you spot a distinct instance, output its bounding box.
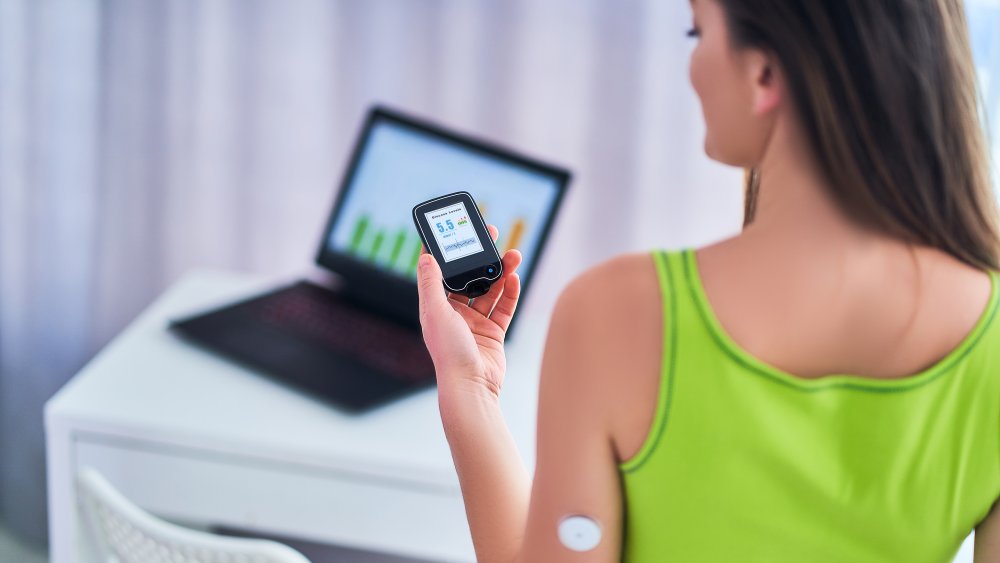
[342,203,531,278]
[326,121,560,281]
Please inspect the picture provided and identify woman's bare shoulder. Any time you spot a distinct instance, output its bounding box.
[558,251,660,304]
[548,250,669,462]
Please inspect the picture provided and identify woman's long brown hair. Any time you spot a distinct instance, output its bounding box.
[726,0,1000,271]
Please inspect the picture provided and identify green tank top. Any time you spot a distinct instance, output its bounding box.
[619,248,1000,562]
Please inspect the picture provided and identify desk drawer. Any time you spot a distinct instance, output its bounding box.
[74,435,474,562]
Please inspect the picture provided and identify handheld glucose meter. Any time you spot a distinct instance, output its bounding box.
[412,191,503,298]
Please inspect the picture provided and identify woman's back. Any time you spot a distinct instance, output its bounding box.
[613,235,1000,561]
[692,235,993,382]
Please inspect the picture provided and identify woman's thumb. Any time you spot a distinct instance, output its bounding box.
[417,253,447,318]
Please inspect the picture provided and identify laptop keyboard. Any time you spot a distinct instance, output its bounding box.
[252,282,435,384]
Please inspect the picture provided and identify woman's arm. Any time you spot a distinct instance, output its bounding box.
[439,278,627,561]
[438,386,531,562]
[975,498,1000,562]
[420,243,635,562]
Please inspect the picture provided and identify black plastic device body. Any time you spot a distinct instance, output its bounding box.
[412,191,503,298]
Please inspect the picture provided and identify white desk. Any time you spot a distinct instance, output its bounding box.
[45,270,546,563]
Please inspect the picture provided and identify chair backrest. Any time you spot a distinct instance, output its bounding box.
[77,467,312,563]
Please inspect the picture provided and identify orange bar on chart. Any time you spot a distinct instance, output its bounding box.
[503,218,525,253]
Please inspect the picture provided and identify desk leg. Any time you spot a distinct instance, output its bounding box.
[45,419,94,563]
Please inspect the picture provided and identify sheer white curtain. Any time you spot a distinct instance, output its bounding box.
[5,0,998,547]
[0,0,741,542]
[969,0,1000,195]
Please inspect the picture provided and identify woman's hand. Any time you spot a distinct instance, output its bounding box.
[416,225,523,403]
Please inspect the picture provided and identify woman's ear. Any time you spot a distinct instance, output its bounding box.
[745,50,782,116]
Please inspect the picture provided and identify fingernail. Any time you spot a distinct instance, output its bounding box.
[419,254,431,270]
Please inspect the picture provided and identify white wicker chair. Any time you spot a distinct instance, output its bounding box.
[77,467,311,563]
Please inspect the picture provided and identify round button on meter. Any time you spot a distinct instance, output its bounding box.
[557,515,602,552]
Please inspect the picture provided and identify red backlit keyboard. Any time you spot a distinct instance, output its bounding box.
[252,282,435,384]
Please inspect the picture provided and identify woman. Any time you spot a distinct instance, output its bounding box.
[416,0,1000,561]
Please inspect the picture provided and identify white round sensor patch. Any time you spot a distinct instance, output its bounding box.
[558,515,602,552]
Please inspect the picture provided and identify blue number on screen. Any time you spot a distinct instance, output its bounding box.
[436,222,445,233]
[446,220,455,230]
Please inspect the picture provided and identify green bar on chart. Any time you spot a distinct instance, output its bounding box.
[407,236,423,276]
[389,229,407,268]
[369,229,385,261]
[349,215,369,254]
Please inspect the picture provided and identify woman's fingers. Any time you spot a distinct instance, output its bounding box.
[471,248,522,317]
[469,279,504,316]
[488,272,521,333]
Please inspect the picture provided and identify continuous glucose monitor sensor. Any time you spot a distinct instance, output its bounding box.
[558,515,602,552]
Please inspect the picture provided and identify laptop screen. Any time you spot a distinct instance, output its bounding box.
[321,109,568,286]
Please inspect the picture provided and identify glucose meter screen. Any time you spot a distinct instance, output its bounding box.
[424,202,484,262]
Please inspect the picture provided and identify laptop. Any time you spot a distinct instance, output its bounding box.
[168,105,571,412]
